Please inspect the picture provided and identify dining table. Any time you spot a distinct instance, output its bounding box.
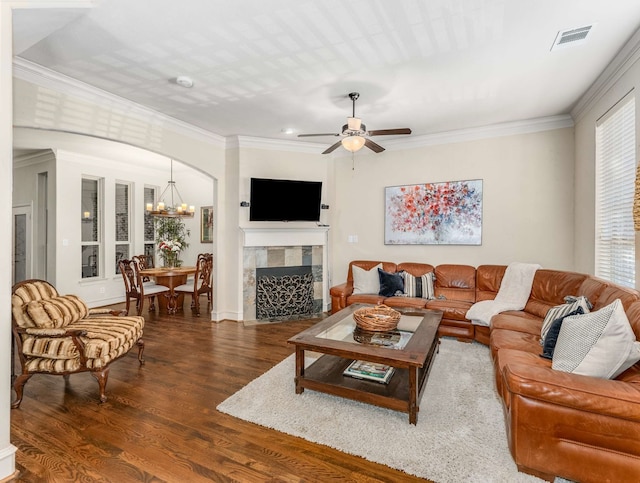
[139,266,196,314]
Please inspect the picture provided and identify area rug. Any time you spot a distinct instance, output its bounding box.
[217,338,545,482]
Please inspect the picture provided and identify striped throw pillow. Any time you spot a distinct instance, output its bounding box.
[400,271,435,300]
[540,295,592,344]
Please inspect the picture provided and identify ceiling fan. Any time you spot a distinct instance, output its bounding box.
[298,92,412,154]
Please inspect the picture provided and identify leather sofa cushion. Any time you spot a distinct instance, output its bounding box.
[626,301,640,340]
[492,312,542,336]
[491,328,541,361]
[525,270,588,318]
[383,296,427,309]
[434,264,476,302]
[396,262,434,276]
[425,299,472,321]
[475,265,506,302]
[347,294,386,306]
[594,284,640,311]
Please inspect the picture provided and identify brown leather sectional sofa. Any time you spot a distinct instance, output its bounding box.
[329,260,640,482]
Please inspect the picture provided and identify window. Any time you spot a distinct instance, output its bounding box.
[595,94,636,288]
[144,186,156,266]
[81,177,102,278]
[115,182,131,273]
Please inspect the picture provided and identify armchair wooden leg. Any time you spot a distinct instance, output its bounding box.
[136,338,145,365]
[136,297,144,316]
[90,367,110,403]
[124,297,131,315]
[12,373,33,409]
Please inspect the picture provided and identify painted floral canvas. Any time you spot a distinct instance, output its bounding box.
[385,180,483,245]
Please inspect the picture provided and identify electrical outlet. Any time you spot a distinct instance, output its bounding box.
[99,287,105,294]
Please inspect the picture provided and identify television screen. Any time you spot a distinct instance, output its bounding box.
[250,178,322,222]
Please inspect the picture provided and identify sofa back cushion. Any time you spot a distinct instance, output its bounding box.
[25,295,89,329]
[592,284,640,311]
[12,280,59,328]
[347,261,397,284]
[625,301,640,341]
[524,269,588,319]
[475,265,506,301]
[396,262,434,277]
[434,264,476,302]
[577,276,610,308]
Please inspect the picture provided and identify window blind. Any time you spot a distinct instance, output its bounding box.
[595,94,636,288]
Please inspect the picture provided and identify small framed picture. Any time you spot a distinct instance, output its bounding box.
[201,206,213,243]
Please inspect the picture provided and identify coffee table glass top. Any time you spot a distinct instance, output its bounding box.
[315,313,424,349]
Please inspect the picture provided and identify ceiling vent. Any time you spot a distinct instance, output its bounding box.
[551,25,594,51]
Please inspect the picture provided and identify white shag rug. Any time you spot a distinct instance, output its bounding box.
[217,338,545,483]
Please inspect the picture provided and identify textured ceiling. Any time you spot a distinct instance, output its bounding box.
[12,0,640,148]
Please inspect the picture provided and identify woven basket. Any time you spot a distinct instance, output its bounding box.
[353,305,401,332]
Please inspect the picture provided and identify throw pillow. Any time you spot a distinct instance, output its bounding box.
[540,306,584,360]
[25,295,89,329]
[540,295,592,345]
[352,264,382,294]
[552,299,640,379]
[378,268,404,297]
[400,271,435,300]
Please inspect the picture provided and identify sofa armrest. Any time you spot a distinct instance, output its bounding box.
[330,282,353,314]
[503,362,640,422]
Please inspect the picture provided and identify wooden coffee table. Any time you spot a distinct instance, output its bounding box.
[287,304,442,424]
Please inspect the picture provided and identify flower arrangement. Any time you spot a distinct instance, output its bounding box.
[155,217,190,267]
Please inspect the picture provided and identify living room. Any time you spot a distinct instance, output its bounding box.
[2,1,640,481]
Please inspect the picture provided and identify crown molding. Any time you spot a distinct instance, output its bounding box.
[571,27,640,122]
[332,115,574,156]
[12,57,226,149]
[228,135,328,154]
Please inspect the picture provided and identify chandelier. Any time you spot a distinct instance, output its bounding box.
[146,159,195,218]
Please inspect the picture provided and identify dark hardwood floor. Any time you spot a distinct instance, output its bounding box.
[10,300,426,482]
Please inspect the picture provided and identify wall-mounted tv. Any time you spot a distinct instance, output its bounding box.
[250,178,322,222]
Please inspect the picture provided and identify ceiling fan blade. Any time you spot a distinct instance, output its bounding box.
[364,138,385,153]
[322,141,343,154]
[367,128,412,136]
[298,133,340,137]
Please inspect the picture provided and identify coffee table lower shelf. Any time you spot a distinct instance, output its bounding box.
[295,341,438,424]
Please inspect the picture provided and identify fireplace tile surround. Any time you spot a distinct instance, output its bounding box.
[241,227,329,322]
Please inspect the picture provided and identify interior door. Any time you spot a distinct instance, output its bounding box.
[13,205,32,284]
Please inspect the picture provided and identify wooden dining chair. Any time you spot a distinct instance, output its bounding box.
[119,258,170,315]
[174,253,213,316]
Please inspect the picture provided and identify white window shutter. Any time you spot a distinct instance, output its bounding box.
[595,95,636,288]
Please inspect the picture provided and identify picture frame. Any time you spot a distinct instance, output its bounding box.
[200,206,213,243]
[385,179,483,245]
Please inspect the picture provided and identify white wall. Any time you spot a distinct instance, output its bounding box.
[0,3,16,479]
[330,127,576,285]
[573,40,640,285]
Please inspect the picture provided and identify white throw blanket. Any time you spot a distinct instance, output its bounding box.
[466,262,541,327]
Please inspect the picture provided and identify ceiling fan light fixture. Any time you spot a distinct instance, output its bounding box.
[341,135,365,152]
[347,117,361,131]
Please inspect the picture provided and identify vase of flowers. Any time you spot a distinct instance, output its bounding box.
[155,217,190,268]
[158,240,182,267]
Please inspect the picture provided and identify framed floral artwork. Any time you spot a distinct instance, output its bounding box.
[385,179,483,245]
[201,206,213,243]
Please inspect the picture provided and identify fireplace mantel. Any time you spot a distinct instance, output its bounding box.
[241,227,329,247]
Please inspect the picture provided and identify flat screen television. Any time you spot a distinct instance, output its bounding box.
[249,178,322,222]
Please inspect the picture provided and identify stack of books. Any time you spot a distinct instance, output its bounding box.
[343,360,395,384]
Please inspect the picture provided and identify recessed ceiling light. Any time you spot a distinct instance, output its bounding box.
[175,76,194,88]
[281,128,295,134]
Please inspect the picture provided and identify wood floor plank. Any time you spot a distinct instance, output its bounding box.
[11,301,427,482]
